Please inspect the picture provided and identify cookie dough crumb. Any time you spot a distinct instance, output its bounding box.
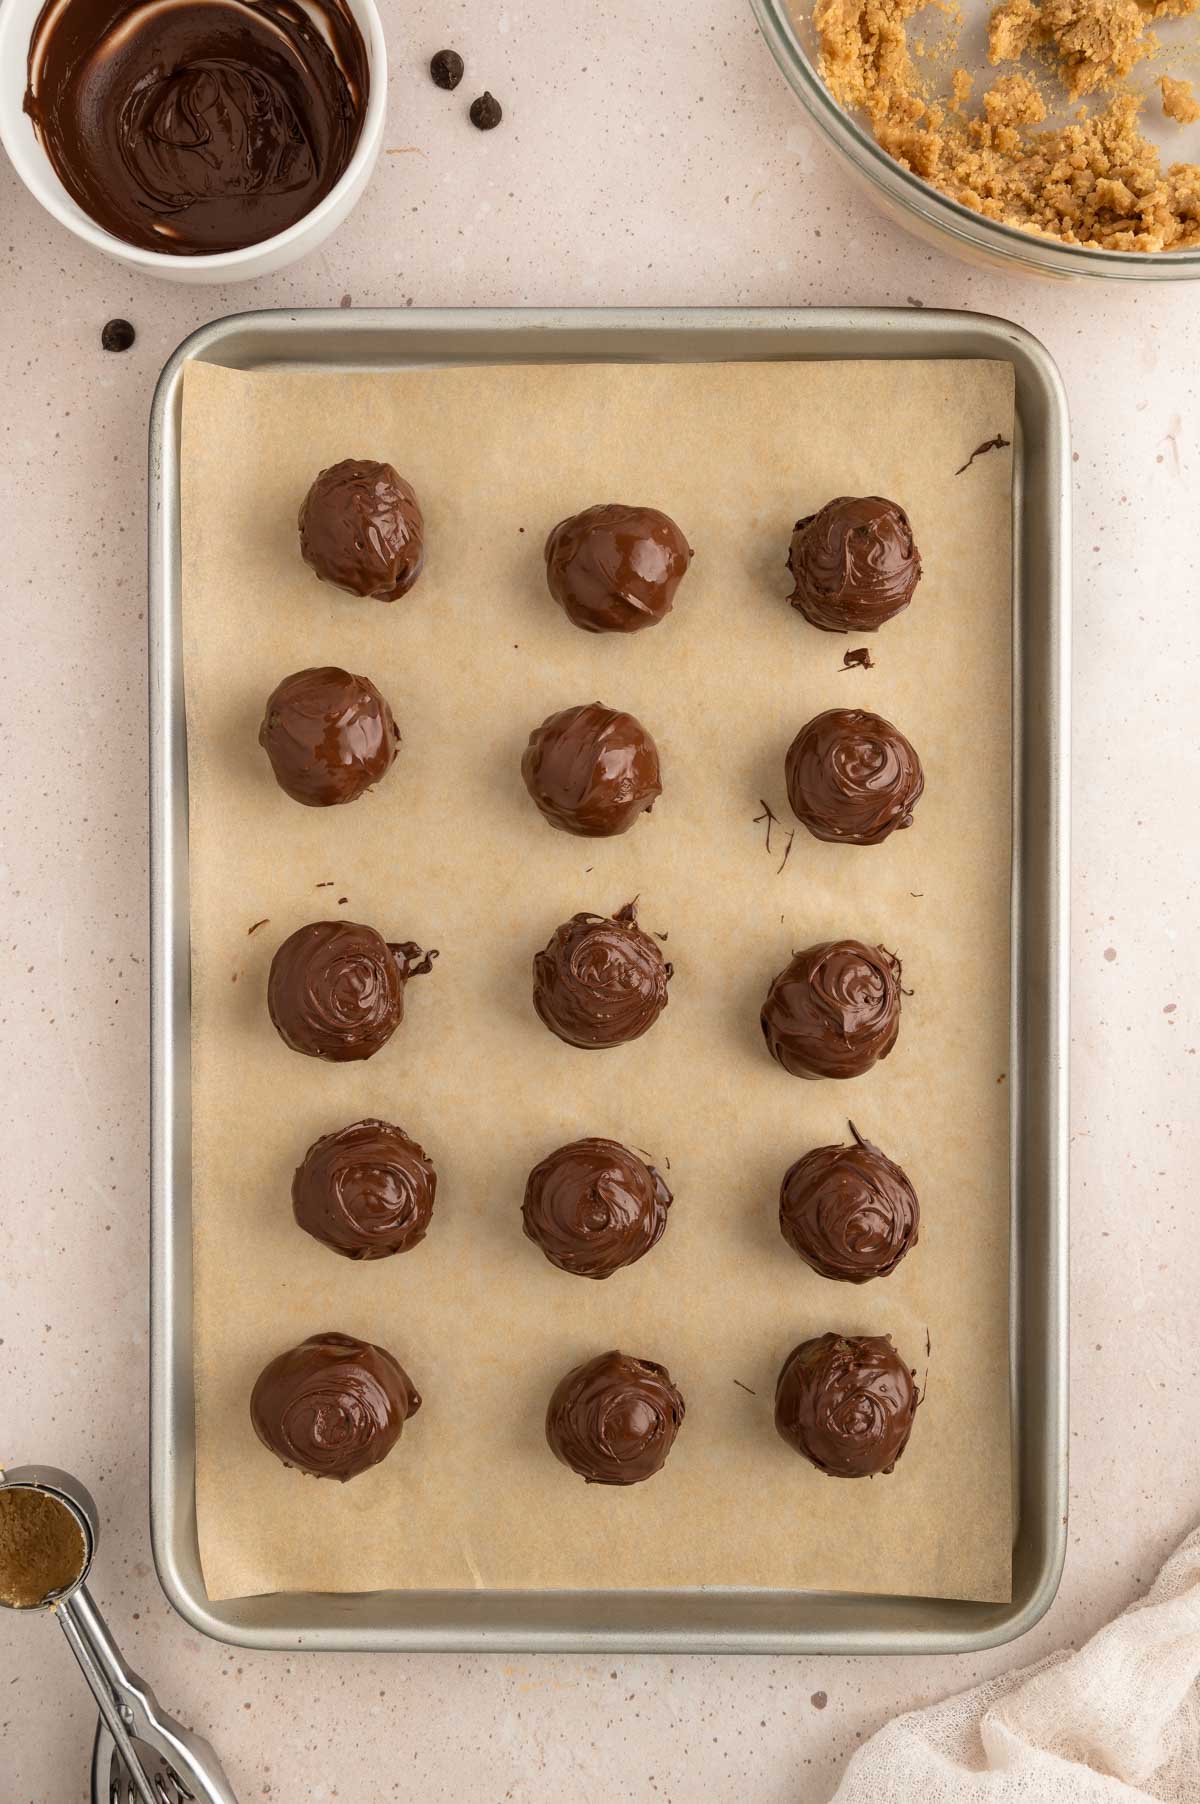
[1036,0,1157,99]
[988,0,1039,62]
[815,0,1200,251]
[879,114,946,174]
[1161,73,1200,121]
[990,0,1178,96]
[812,0,929,125]
[983,72,1047,124]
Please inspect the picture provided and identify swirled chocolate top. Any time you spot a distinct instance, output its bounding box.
[785,708,923,846]
[250,1331,420,1481]
[546,1349,685,1484]
[779,1125,919,1282]
[532,902,671,1049]
[774,1332,918,1478]
[761,940,902,1080]
[293,1119,436,1259]
[523,1137,671,1278]
[788,496,921,633]
[267,921,436,1062]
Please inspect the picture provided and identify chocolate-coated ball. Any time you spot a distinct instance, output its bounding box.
[259,666,399,807]
[532,902,671,1049]
[250,1331,420,1481]
[546,1350,685,1484]
[299,459,424,601]
[785,708,923,845]
[293,1119,436,1258]
[523,1137,671,1278]
[761,940,902,1080]
[267,921,436,1062]
[774,1333,918,1477]
[545,504,692,633]
[788,496,921,633]
[779,1125,919,1281]
[521,702,661,837]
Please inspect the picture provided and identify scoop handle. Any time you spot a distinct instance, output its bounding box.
[55,1588,160,1804]
[62,1584,240,1804]
[63,1587,238,1796]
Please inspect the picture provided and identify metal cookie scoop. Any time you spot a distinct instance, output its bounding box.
[0,1465,237,1804]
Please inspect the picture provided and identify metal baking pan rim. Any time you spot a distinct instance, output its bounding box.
[149,306,1069,1654]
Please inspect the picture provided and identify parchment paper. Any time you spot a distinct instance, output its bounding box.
[182,356,1014,1604]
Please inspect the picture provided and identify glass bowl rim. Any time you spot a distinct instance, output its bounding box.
[750,0,1200,282]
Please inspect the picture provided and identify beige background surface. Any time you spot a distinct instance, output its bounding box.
[183,358,1013,1604]
[1,1,1197,1796]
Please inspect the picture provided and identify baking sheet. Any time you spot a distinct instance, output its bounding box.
[181,356,1014,1605]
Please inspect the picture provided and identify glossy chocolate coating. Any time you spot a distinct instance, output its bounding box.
[546,1350,685,1484]
[779,1124,919,1282]
[267,920,435,1062]
[299,460,424,600]
[521,703,661,838]
[259,666,399,807]
[523,1137,671,1279]
[532,902,671,1049]
[761,940,902,1080]
[785,708,924,846]
[788,496,922,634]
[24,0,367,255]
[544,504,692,633]
[250,1331,420,1481]
[293,1119,436,1259]
[774,1333,918,1477]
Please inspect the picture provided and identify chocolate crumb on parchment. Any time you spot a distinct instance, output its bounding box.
[755,799,796,874]
[755,798,780,856]
[956,434,1011,476]
[733,1378,758,1396]
[247,918,270,935]
[840,646,875,671]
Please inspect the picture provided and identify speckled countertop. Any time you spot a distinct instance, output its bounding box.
[1,2,1198,1799]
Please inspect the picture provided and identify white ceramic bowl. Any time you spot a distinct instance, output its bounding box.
[0,0,386,283]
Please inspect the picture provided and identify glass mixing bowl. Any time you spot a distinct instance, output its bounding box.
[751,0,1200,281]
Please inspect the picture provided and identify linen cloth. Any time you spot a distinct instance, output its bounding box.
[832,1526,1200,1802]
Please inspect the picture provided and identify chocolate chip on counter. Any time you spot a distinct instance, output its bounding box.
[469,91,503,130]
[430,48,464,90]
[101,318,135,353]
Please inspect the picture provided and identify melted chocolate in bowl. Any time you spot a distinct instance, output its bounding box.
[24,0,369,254]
